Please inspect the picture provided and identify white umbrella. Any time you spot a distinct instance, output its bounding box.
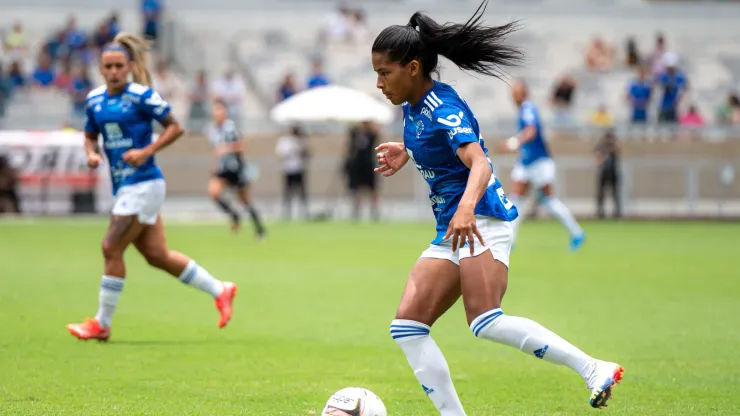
[270,85,395,124]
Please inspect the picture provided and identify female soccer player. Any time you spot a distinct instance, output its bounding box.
[501,80,586,251]
[371,2,623,413]
[67,33,237,341]
[206,99,266,237]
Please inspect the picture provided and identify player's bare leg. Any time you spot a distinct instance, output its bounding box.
[235,187,266,239]
[540,184,585,251]
[67,215,145,341]
[461,248,623,408]
[392,258,467,416]
[209,177,240,232]
[134,217,237,328]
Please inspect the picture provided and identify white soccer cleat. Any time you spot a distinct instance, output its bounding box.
[587,360,624,408]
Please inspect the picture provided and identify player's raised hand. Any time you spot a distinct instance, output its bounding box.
[444,203,485,256]
[375,142,409,177]
[87,153,103,169]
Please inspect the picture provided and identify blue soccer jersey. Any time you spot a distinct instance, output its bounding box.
[85,83,171,195]
[403,81,519,244]
[517,100,550,166]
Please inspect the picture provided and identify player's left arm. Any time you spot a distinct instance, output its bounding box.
[146,114,185,155]
[438,108,489,252]
[141,89,184,156]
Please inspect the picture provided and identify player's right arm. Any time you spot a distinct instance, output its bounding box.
[503,103,538,152]
[84,102,103,169]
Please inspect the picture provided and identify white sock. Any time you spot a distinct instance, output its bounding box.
[471,309,594,381]
[95,275,124,329]
[543,197,583,237]
[391,320,467,416]
[509,195,523,241]
[178,260,224,298]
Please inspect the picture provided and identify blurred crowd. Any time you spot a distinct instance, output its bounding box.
[554,32,740,129]
[0,0,164,122]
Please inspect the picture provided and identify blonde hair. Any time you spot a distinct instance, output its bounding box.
[112,32,153,87]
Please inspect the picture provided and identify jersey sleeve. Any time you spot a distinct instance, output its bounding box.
[433,105,478,153]
[138,87,172,122]
[520,103,538,127]
[84,104,98,135]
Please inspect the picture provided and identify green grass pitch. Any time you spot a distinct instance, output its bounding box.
[0,219,738,415]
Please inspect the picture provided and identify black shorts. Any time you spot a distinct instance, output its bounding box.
[348,167,376,191]
[215,169,247,188]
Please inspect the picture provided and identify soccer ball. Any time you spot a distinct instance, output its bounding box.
[321,387,387,416]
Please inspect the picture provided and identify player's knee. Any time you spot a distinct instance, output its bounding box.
[469,308,504,338]
[390,319,431,345]
[142,249,169,269]
[101,240,123,261]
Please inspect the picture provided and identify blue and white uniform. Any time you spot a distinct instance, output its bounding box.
[85,82,171,224]
[510,100,556,188]
[403,81,518,266]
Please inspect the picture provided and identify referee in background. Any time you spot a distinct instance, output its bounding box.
[594,128,621,219]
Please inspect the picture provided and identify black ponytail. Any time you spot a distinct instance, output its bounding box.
[372,0,523,80]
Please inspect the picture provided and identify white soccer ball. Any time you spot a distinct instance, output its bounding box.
[321,387,387,416]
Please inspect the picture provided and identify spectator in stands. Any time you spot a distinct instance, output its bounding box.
[276,126,310,221]
[627,66,652,124]
[94,22,115,50]
[107,11,121,38]
[54,61,74,92]
[0,63,9,119]
[45,31,68,63]
[345,121,379,221]
[212,69,246,127]
[625,37,640,68]
[63,16,87,57]
[649,33,668,77]
[590,104,613,127]
[7,61,25,90]
[657,53,687,124]
[142,0,164,44]
[351,9,371,43]
[277,72,298,102]
[31,54,55,88]
[550,74,577,127]
[585,36,615,72]
[3,21,28,62]
[153,60,176,101]
[0,155,21,214]
[716,94,740,125]
[679,105,705,127]
[70,64,92,119]
[187,70,210,131]
[307,61,330,89]
[594,129,620,219]
[322,3,353,43]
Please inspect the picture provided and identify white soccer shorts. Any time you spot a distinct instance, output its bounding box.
[511,157,556,188]
[420,216,513,268]
[111,179,166,225]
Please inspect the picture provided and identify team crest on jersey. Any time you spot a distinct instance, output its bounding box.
[415,119,425,138]
[421,106,433,121]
